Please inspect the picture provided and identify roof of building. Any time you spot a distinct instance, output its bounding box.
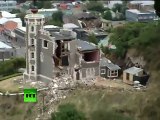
[63,14,81,27]
[87,29,108,37]
[100,57,121,70]
[50,32,75,40]
[25,14,45,19]
[127,9,140,14]
[0,11,16,18]
[0,41,12,49]
[124,66,143,75]
[126,9,152,15]
[8,18,22,23]
[0,1,16,4]
[38,8,58,12]
[0,17,8,24]
[63,23,79,29]
[0,17,22,25]
[44,25,59,29]
[130,1,154,5]
[77,39,98,51]
[4,20,18,31]
[18,27,26,32]
[98,36,109,47]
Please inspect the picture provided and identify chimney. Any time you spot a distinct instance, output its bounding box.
[0,12,2,18]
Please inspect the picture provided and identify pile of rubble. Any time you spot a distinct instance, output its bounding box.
[35,74,77,119]
[79,77,96,86]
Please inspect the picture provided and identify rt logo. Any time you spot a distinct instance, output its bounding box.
[24,88,37,103]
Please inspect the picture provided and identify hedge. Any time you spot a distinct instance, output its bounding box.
[0,57,26,76]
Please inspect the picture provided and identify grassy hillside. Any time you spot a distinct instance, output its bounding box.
[0,95,36,120]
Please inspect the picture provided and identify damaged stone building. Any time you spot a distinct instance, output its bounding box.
[23,12,100,82]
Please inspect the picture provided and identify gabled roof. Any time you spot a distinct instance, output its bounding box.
[0,41,12,49]
[100,57,121,70]
[124,67,143,75]
[9,18,22,23]
[77,39,98,51]
[0,11,16,18]
[0,17,8,24]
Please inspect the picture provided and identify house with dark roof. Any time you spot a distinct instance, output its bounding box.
[100,57,121,79]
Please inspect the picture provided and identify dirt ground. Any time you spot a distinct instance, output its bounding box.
[0,76,23,93]
[94,77,132,90]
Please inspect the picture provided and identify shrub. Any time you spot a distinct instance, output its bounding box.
[0,57,25,77]
[51,103,86,120]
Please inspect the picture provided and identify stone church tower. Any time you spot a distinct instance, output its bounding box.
[23,8,45,81]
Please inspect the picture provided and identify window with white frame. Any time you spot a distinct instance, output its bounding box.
[110,70,118,76]
[101,69,106,74]
[43,40,48,48]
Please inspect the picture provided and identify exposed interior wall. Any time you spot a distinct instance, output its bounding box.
[61,55,69,66]
[83,50,99,62]
[123,72,133,85]
[53,40,71,67]
[55,40,61,58]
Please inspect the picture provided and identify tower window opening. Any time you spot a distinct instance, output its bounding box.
[31,52,34,59]
[31,26,34,32]
[31,65,35,72]
[43,40,48,48]
[31,39,34,45]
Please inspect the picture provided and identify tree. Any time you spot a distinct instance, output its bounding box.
[51,103,86,120]
[109,22,147,58]
[30,1,52,9]
[112,3,128,17]
[103,10,112,20]
[10,9,21,14]
[112,3,122,13]
[90,110,132,120]
[100,45,109,55]
[88,33,98,45]
[86,1,105,13]
[0,57,26,76]
[154,0,160,17]
[16,12,26,27]
[49,11,63,26]
[43,1,52,9]
[52,11,63,22]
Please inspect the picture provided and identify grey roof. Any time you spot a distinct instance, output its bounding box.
[63,14,81,27]
[100,57,121,70]
[45,27,62,32]
[124,67,143,75]
[77,40,98,51]
[86,29,108,37]
[75,12,97,19]
[50,32,74,40]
